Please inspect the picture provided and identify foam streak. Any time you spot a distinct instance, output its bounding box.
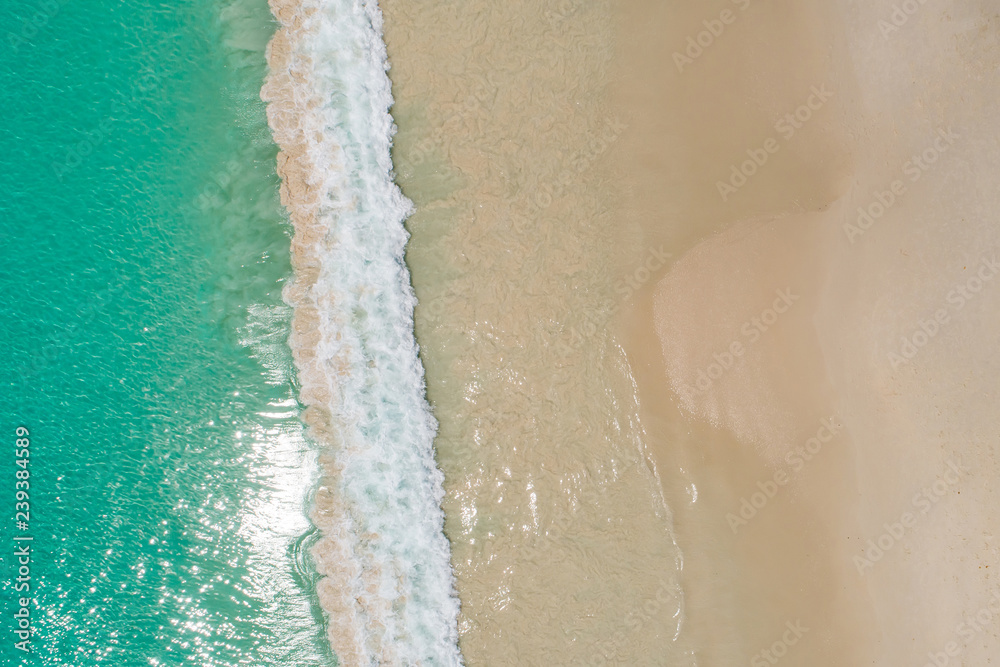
[262,1,463,664]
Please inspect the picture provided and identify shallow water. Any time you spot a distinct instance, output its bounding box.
[381,1,690,664]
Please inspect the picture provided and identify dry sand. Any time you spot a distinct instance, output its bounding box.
[617,0,1000,664]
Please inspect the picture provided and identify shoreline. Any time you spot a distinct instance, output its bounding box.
[379,0,693,664]
[262,0,462,664]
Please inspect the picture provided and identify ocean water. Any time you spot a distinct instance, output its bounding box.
[3,0,464,664]
[1,0,338,663]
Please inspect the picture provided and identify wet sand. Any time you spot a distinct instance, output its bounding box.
[381,1,691,665]
[378,0,1000,664]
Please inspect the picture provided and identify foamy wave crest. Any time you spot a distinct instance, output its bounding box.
[261,1,463,664]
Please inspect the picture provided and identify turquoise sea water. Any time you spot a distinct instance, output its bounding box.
[1,0,334,663]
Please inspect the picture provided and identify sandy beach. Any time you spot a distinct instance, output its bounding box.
[373,0,1000,664]
[616,0,1000,664]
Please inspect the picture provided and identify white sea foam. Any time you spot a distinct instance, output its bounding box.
[261,1,463,664]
